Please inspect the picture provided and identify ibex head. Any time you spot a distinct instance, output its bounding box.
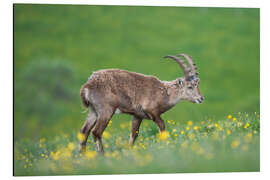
[164,53,204,104]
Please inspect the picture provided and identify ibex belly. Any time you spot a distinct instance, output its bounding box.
[114,104,152,120]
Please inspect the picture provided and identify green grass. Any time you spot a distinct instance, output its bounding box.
[14,112,260,175]
[14,5,259,140]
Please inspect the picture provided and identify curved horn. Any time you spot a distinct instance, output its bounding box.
[177,53,198,76]
[164,55,190,78]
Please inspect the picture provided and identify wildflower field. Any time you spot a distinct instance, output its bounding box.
[14,112,260,175]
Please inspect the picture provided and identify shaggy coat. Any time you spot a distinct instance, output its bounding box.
[79,54,204,153]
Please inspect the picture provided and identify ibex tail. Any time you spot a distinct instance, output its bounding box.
[80,85,90,108]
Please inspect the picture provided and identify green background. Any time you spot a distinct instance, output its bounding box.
[14,4,260,140]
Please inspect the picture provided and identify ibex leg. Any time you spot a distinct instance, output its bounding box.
[129,116,142,145]
[79,107,97,153]
[92,107,114,154]
[154,116,165,132]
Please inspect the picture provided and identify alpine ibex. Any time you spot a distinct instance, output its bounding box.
[79,53,204,153]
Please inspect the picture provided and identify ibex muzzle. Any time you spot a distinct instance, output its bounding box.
[79,53,204,154]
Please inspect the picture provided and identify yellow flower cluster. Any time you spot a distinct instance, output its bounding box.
[158,131,170,141]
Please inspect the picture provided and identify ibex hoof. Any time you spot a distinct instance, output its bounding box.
[78,144,86,153]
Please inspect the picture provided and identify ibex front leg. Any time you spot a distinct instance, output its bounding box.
[129,116,142,145]
[153,116,165,132]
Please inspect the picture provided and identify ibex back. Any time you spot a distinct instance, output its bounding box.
[79,53,204,153]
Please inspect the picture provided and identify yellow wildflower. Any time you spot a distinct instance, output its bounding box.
[245,114,249,118]
[231,140,240,148]
[233,117,237,121]
[181,130,185,135]
[214,123,218,127]
[158,131,170,141]
[253,130,257,134]
[41,153,45,157]
[193,126,198,131]
[227,114,232,119]
[226,129,231,135]
[120,123,126,129]
[67,142,75,151]
[139,143,146,150]
[172,128,177,133]
[103,131,111,139]
[85,151,97,159]
[108,120,112,127]
[254,112,257,115]
[186,126,190,131]
[187,120,193,126]
[50,151,60,160]
[39,138,46,143]
[77,132,85,142]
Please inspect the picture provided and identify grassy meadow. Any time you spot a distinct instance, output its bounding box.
[14,113,260,175]
[14,4,260,175]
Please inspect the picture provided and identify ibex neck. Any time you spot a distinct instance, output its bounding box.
[162,80,184,107]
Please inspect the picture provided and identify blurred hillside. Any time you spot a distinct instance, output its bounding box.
[14,4,259,140]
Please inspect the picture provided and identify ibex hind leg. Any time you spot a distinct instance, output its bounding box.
[92,106,114,154]
[79,105,97,153]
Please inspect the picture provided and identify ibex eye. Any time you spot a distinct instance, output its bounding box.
[178,80,183,86]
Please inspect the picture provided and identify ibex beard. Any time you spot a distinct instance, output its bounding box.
[79,53,204,154]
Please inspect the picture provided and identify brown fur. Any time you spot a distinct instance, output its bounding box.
[79,68,204,154]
